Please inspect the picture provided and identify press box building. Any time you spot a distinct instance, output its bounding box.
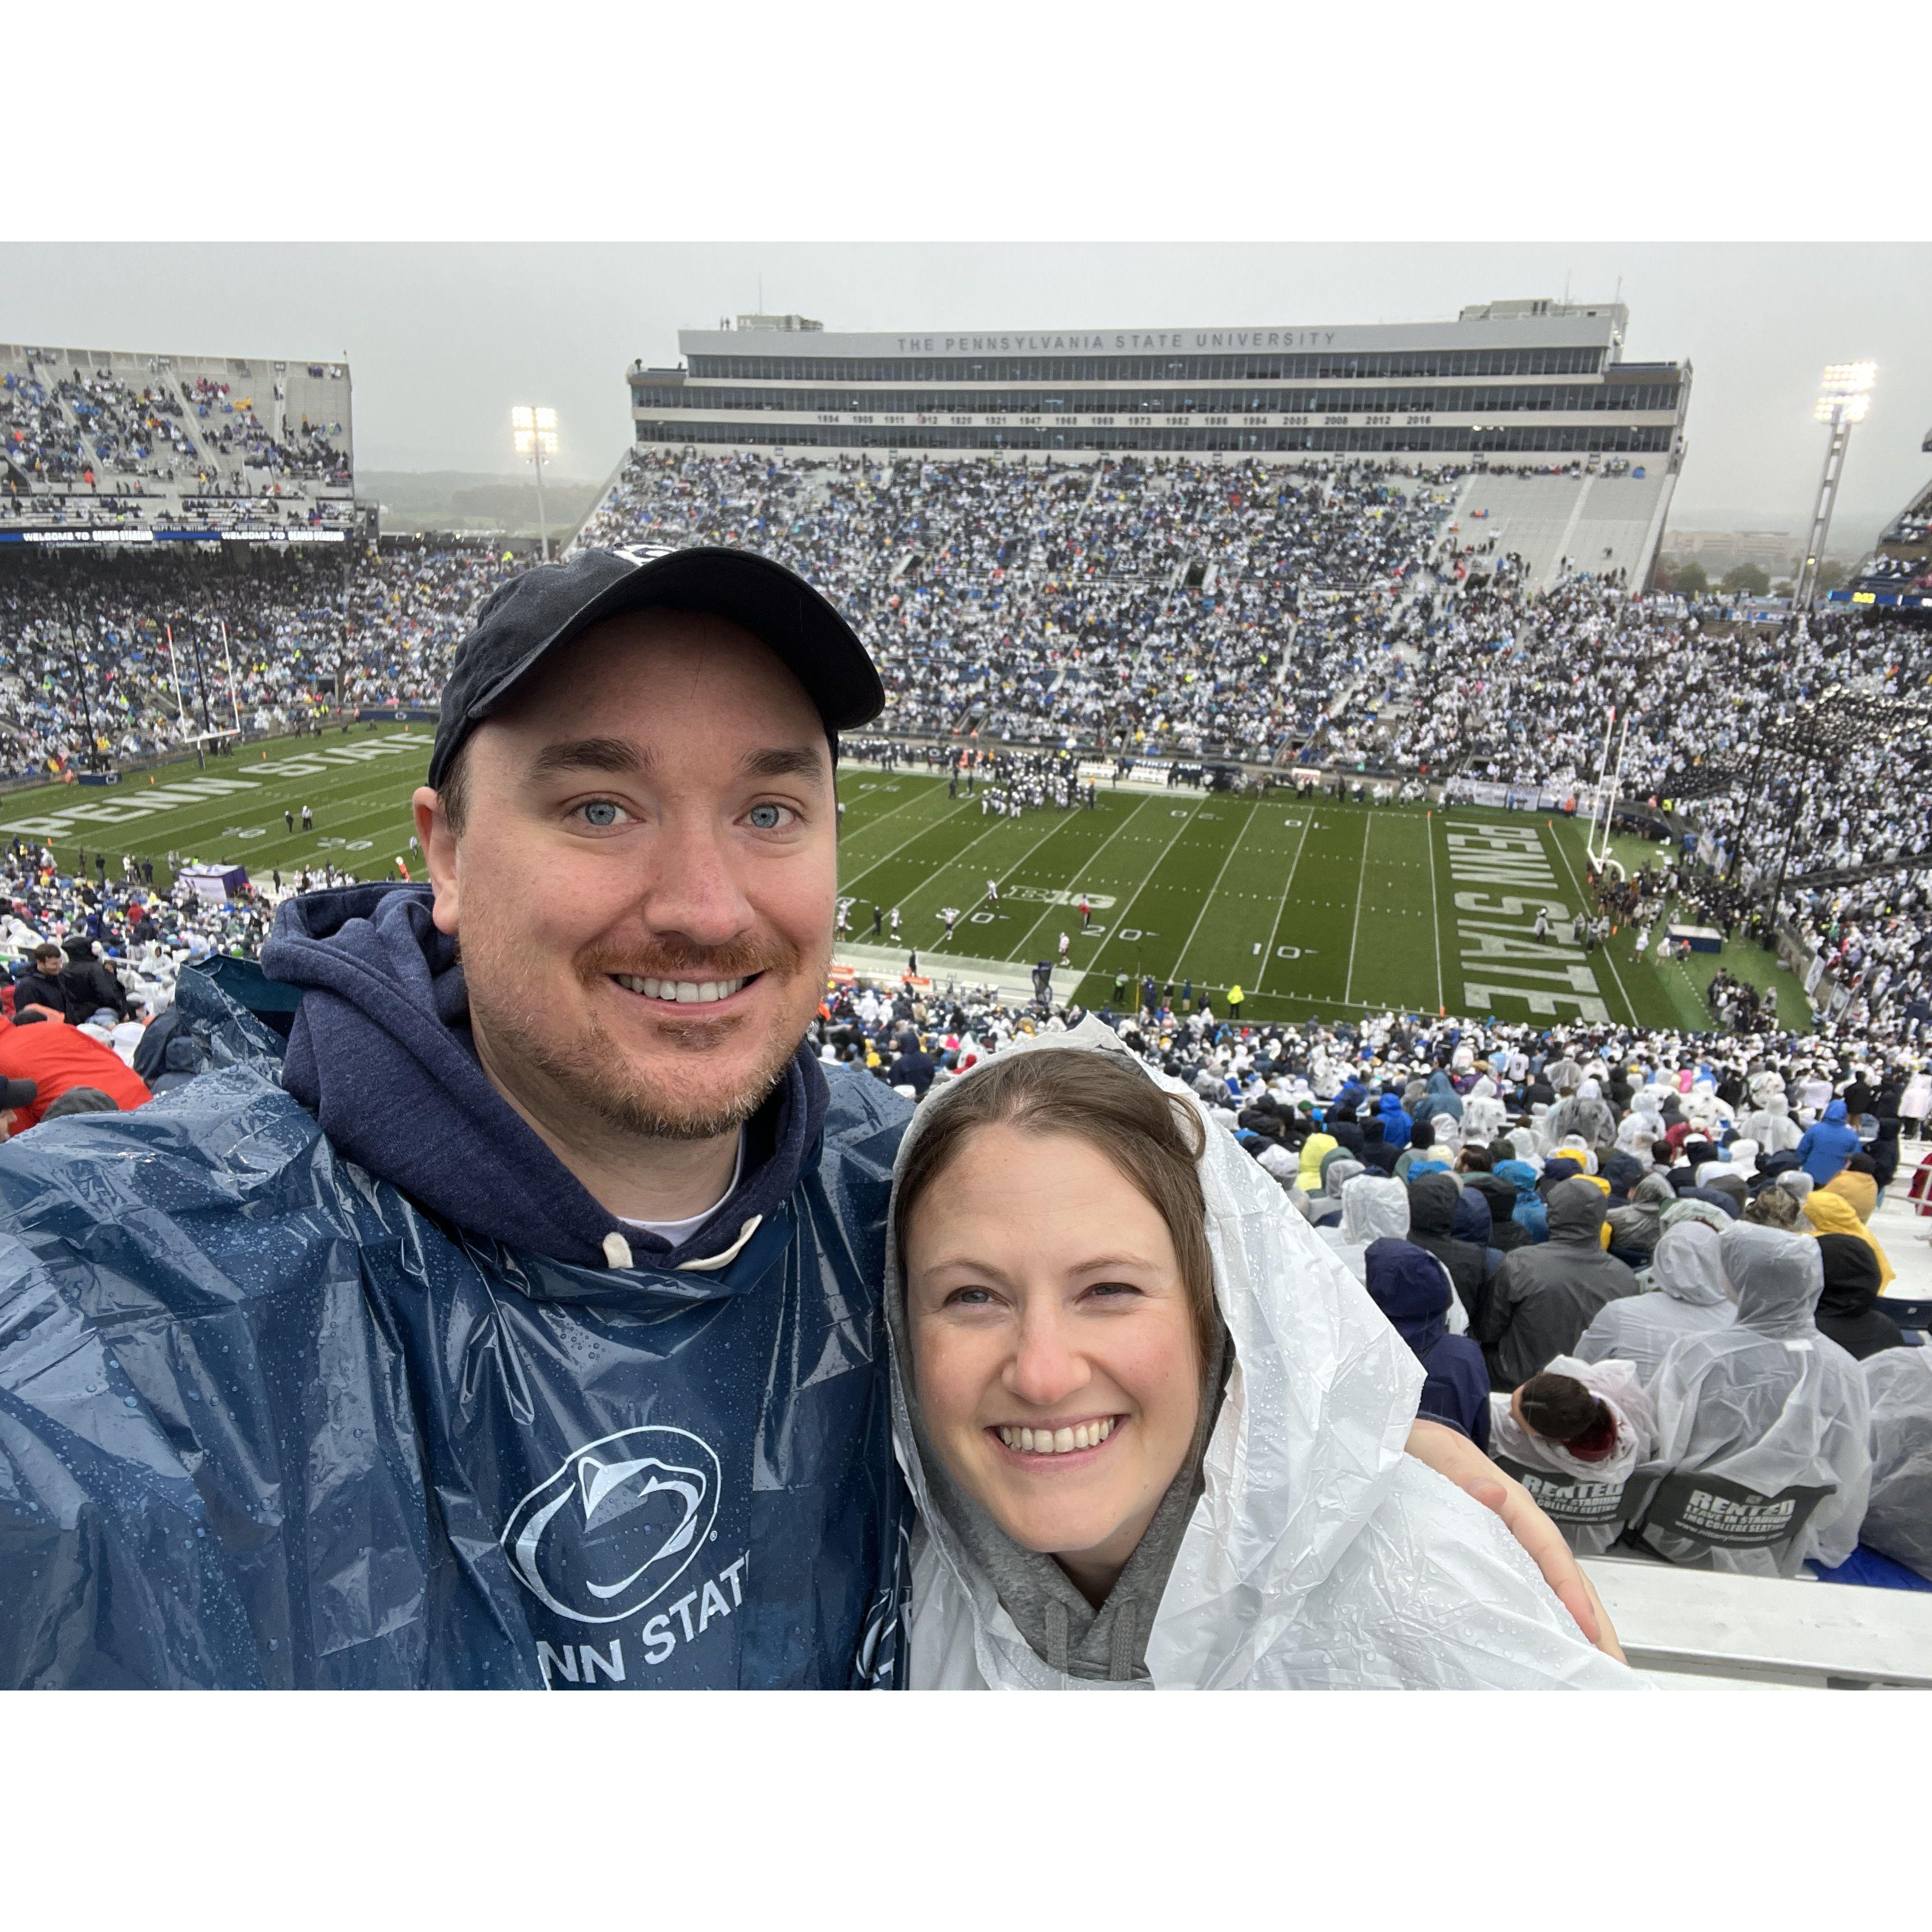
[627,299,1689,468]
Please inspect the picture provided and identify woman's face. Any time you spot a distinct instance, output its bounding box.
[904,1124,1203,1592]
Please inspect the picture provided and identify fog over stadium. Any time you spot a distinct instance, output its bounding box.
[3,242,1928,551]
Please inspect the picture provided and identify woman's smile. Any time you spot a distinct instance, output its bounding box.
[989,1414,1125,1460]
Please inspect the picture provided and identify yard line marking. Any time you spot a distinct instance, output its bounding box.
[837,795,977,897]
[836,781,942,849]
[1545,817,1638,1025]
[1004,795,1159,961]
[1254,804,1319,995]
[1424,810,1444,1012]
[1342,811,1373,1004]
[920,807,1097,954]
[1167,805,1259,982]
[1088,800,1205,982]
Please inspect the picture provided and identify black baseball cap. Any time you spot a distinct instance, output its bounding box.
[427,545,884,789]
[0,1077,37,1110]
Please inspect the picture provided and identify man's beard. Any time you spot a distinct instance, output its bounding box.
[467,929,826,1143]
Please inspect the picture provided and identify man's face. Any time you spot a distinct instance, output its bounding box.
[415,610,837,1144]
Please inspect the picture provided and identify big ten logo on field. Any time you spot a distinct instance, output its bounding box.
[1005,888,1116,908]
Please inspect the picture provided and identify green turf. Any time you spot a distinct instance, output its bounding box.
[0,743,1803,1033]
[836,773,1764,1031]
[0,724,435,891]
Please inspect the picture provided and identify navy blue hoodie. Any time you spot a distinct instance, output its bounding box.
[1363,1237,1492,1452]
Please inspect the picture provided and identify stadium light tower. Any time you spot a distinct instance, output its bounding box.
[512,405,559,561]
[1794,361,1875,610]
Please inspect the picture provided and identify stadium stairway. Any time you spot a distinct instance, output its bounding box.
[1451,467,1675,588]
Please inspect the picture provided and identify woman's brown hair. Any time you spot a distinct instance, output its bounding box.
[895,1048,1217,1352]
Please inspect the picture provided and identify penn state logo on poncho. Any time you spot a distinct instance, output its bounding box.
[501,1426,722,1624]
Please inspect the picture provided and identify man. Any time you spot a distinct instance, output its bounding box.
[0,547,1610,1688]
[59,934,132,1024]
[12,942,71,1022]
[0,1075,38,1141]
[1405,1171,1493,1332]
[886,1030,934,1099]
[1795,1097,1860,1188]
[1477,1175,1641,1392]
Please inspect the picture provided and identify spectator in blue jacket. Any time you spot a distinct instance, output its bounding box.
[1795,1098,1860,1189]
[1495,1158,1549,1242]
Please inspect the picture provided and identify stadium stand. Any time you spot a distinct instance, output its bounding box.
[0,345,355,539]
[1847,473,1932,599]
[1447,461,1674,589]
[5,444,1931,1041]
[1,434,1930,1687]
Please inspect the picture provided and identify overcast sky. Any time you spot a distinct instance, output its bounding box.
[5,242,1926,545]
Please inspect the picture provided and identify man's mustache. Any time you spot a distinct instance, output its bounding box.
[576,934,804,983]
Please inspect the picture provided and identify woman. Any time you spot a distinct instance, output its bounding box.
[886,1022,1635,1689]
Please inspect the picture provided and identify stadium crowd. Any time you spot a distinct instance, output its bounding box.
[0,541,507,774]
[815,973,1932,1587]
[4,447,1931,1043]
[2,463,1929,1695]
[2,356,350,497]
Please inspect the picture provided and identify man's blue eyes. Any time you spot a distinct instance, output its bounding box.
[575,801,792,829]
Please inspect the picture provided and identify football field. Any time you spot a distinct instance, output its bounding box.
[837,771,1702,1032]
[0,733,1775,1033]
[0,724,437,891]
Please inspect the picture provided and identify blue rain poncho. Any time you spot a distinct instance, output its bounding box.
[0,891,908,1689]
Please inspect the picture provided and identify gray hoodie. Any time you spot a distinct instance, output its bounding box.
[1478,1176,1641,1391]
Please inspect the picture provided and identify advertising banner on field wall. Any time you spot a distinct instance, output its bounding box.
[0,528,345,546]
[1444,776,1587,815]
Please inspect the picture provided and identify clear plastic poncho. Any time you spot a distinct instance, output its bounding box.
[887,1020,1637,1690]
[1636,1223,1872,1577]
[1861,1347,1932,1583]
[1319,1174,1410,1279]
[1574,1221,1736,1387]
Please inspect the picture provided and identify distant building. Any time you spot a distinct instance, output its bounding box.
[627,298,1690,467]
